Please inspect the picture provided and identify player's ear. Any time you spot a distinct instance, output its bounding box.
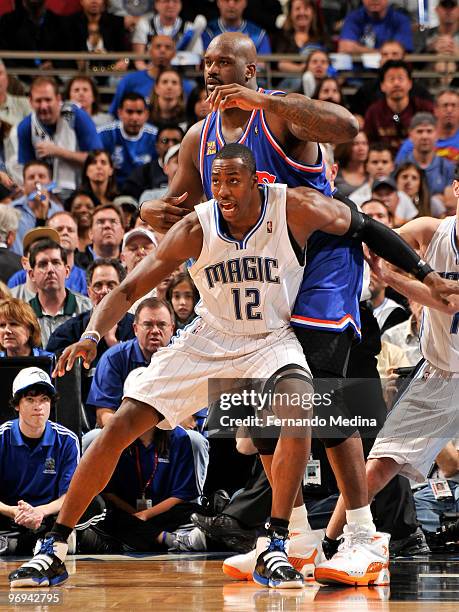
[453,180,459,198]
[245,63,256,81]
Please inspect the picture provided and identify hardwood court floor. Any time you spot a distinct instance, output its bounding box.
[2,553,459,611]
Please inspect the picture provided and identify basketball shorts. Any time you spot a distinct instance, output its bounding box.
[123,317,311,429]
[368,360,459,482]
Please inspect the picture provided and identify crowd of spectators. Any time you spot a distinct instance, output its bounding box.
[0,0,459,556]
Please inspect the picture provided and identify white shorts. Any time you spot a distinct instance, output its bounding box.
[123,317,311,429]
[368,360,459,482]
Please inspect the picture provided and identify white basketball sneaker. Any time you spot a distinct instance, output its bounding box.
[314,523,390,587]
[223,529,325,581]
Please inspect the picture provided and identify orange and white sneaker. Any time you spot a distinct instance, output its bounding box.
[314,524,390,587]
[223,529,325,582]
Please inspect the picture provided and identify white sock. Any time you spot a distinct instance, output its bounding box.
[346,505,375,531]
[289,504,311,532]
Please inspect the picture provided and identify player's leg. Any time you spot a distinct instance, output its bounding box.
[9,397,160,587]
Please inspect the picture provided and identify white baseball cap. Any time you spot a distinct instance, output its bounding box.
[121,227,158,251]
[12,367,56,397]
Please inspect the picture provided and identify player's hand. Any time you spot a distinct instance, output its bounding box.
[52,339,98,378]
[133,510,150,521]
[140,192,189,232]
[424,271,459,304]
[365,250,386,281]
[206,83,264,112]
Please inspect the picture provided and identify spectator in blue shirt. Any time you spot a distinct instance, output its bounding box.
[0,298,54,359]
[10,162,63,256]
[17,76,102,199]
[339,0,413,54]
[396,113,455,198]
[0,367,79,553]
[98,93,158,189]
[86,297,175,432]
[202,0,272,54]
[100,425,201,552]
[46,212,87,296]
[109,35,195,117]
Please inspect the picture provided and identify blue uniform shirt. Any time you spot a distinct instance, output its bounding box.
[202,19,271,54]
[0,419,79,506]
[98,121,158,188]
[198,89,363,336]
[8,264,88,296]
[340,5,413,52]
[10,196,63,256]
[87,338,149,410]
[17,104,102,165]
[108,70,196,117]
[105,427,198,508]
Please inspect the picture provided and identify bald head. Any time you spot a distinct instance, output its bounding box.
[204,33,257,94]
[208,33,257,63]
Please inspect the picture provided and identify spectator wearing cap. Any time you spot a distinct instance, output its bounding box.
[122,124,184,202]
[120,227,158,314]
[0,206,21,283]
[0,367,79,554]
[8,227,61,303]
[28,239,91,347]
[395,113,455,198]
[75,204,125,270]
[83,298,174,450]
[139,143,180,204]
[10,161,63,256]
[371,177,418,226]
[98,93,158,190]
[338,0,413,54]
[0,298,53,359]
[364,61,434,157]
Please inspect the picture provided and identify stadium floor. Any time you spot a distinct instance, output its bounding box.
[2,552,459,610]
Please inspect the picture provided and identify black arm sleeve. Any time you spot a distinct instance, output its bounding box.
[343,208,433,281]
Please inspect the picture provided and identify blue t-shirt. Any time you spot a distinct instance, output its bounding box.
[105,426,198,507]
[10,197,63,256]
[87,338,149,410]
[396,132,459,165]
[108,70,196,117]
[97,121,158,188]
[202,19,271,54]
[340,6,413,52]
[17,104,102,165]
[8,264,88,296]
[0,419,79,506]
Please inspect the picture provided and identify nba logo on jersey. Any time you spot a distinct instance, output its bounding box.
[206,141,217,156]
[267,221,273,233]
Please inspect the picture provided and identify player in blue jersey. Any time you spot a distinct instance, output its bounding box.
[139,33,459,585]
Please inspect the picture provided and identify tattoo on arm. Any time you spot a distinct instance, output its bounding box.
[265,95,358,143]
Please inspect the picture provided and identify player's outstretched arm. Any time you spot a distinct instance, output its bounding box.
[139,122,205,232]
[53,213,203,376]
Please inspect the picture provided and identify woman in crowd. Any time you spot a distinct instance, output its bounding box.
[395,162,443,218]
[274,0,328,92]
[335,131,369,197]
[0,298,53,358]
[185,82,210,130]
[312,76,344,105]
[301,49,332,97]
[68,191,96,253]
[80,150,118,208]
[65,76,111,127]
[149,69,187,131]
[166,272,199,331]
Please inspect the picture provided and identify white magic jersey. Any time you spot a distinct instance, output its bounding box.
[420,215,459,372]
[189,183,304,335]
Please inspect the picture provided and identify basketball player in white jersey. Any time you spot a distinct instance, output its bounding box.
[315,165,459,585]
[9,144,391,590]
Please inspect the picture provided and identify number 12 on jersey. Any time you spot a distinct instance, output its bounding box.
[231,288,262,321]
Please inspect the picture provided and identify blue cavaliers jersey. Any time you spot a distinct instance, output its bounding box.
[198,89,363,337]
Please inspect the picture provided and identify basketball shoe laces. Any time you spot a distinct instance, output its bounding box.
[335,525,376,555]
[22,537,61,573]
